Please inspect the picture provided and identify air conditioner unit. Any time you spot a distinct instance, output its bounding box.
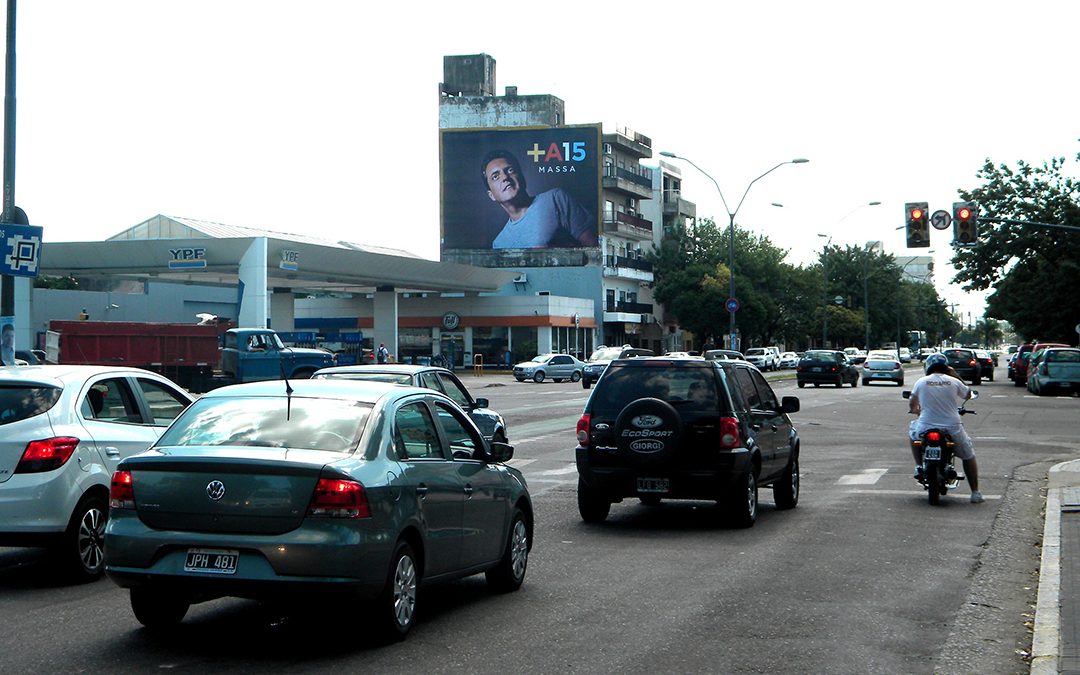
[512,273,528,284]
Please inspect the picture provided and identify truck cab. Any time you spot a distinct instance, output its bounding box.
[220,328,336,383]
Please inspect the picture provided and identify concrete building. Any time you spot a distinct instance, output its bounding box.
[438,53,692,355]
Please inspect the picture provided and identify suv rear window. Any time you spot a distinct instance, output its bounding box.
[0,384,62,425]
[590,363,725,416]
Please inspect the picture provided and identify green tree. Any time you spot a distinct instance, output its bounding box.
[952,156,1080,342]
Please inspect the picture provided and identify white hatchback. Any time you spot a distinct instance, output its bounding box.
[0,366,194,580]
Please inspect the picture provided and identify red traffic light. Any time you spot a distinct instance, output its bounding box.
[958,208,971,220]
[910,208,924,220]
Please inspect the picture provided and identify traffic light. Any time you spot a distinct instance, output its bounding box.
[905,202,930,248]
[953,201,978,246]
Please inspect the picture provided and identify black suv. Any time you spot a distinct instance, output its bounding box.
[939,348,982,385]
[575,357,801,527]
[795,350,859,388]
[581,345,655,388]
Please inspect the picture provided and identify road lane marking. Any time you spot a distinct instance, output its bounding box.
[535,465,578,476]
[837,469,888,485]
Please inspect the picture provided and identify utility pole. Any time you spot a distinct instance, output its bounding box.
[0,0,17,365]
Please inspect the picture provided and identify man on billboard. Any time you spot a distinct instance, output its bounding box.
[482,149,598,249]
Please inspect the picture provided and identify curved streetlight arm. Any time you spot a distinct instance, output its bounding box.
[674,155,732,216]
[732,162,791,218]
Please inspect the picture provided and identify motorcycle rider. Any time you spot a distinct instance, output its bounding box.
[907,352,983,503]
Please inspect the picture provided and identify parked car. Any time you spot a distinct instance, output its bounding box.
[580,345,654,388]
[973,349,995,382]
[704,349,745,362]
[796,350,859,388]
[0,365,195,580]
[104,379,532,639]
[1027,347,1080,395]
[744,347,777,371]
[512,353,585,383]
[898,347,912,364]
[861,355,904,386]
[311,364,508,443]
[1010,343,1035,385]
[574,356,800,527]
[777,351,800,369]
[939,348,981,385]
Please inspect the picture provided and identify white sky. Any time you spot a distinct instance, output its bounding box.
[12,1,1080,323]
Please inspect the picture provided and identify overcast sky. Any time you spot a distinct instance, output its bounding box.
[11,1,1079,323]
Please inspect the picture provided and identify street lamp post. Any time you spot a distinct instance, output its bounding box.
[817,234,831,348]
[659,152,808,351]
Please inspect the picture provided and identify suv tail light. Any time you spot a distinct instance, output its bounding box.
[110,470,136,509]
[308,478,370,518]
[15,437,80,474]
[719,417,742,449]
[576,413,591,446]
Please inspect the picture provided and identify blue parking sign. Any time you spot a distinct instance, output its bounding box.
[0,223,43,277]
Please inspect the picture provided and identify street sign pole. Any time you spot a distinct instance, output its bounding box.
[0,0,17,365]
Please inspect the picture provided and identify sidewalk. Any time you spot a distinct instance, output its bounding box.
[1032,459,1080,673]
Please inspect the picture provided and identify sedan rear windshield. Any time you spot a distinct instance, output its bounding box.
[865,360,898,369]
[801,352,837,362]
[0,384,62,425]
[1048,350,1080,363]
[156,396,373,452]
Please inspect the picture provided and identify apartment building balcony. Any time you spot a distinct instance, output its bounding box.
[603,255,654,282]
[603,126,653,159]
[662,189,697,218]
[603,165,654,199]
[603,300,654,325]
[603,210,654,241]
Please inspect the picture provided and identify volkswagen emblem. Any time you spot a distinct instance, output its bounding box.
[206,480,226,501]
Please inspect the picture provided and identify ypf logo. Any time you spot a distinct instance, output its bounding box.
[206,480,226,501]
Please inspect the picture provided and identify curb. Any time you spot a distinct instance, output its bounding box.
[1031,459,1080,673]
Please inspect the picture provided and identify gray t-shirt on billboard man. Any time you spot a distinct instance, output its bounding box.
[492,188,594,249]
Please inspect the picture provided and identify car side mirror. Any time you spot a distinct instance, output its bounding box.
[474,397,489,409]
[780,396,800,414]
[487,441,514,463]
[902,390,911,399]
[970,390,979,400]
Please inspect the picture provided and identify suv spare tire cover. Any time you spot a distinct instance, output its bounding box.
[614,397,682,466]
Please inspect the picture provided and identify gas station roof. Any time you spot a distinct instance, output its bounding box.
[39,215,519,294]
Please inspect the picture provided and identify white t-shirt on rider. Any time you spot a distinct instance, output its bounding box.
[911,372,970,429]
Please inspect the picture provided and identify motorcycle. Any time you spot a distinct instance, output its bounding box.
[903,390,978,505]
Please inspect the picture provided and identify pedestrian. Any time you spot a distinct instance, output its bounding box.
[377,343,389,364]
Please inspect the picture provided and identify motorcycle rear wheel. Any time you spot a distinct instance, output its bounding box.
[925,460,942,505]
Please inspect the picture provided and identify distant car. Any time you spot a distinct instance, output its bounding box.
[898,347,912,364]
[664,351,703,359]
[796,350,859,388]
[512,353,585,383]
[918,348,938,361]
[704,349,745,362]
[973,349,995,382]
[311,364,508,443]
[104,379,532,638]
[1014,342,1068,386]
[581,345,654,388]
[939,348,981,385]
[777,351,800,369]
[1027,347,1080,395]
[744,347,777,371]
[0,365,195,580]
[861,355,904,386]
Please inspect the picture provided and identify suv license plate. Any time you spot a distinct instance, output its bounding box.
[184,548,239,574]
[637,478,669,493]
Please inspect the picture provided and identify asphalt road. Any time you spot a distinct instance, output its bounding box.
[1,364,1077,674]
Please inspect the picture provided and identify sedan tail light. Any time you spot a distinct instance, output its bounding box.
[15,437,80,474]
[719,417,742,449]
[110,470,136,509]
[576,413,591,446]
[308,478,370,518]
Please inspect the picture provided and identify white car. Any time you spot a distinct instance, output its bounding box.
[778,352,800,369]
[744,347,777,371]
[0,365,194,580]
[512,353,585,383]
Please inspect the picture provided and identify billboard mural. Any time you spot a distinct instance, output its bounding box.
[440,125,602,251]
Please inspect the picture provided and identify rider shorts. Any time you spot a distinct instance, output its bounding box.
[909,420,975,461]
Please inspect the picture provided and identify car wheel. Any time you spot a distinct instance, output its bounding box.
[972,377,981,386]
[533,371,545,384]
[486,509,529,593]
[773,454,799,510]
[861,379,869,386]
[514,377,525,382]
[570,371,581,383]
[375,541,419,641]
[130,588,190,628]
[56,494,108,581]
[813,383,820,388]
[797,381,805,389]
[988,372,994,382]
[578,478,611,523]
[725,469,757,528]
[554,378,564,383]
[851,376,858,388]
